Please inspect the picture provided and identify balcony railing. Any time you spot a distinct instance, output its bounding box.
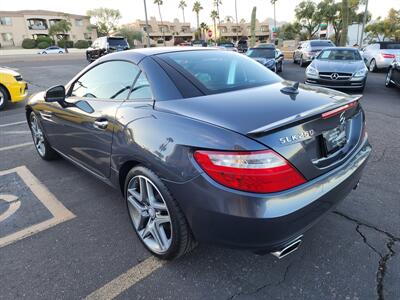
[28,24,48,30]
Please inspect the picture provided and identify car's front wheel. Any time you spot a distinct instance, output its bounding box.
[125,166,196,260]
[278,61,283,72]
[299,56,305,67]
[28,111,59,160]
[385,68,393,87]
[0,86,9,111]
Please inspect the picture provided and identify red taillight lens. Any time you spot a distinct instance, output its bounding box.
[193,150,306,193]
[382,53,395,59]
[321,100,359,119]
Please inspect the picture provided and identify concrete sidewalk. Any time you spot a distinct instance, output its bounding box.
[0,48,86,56]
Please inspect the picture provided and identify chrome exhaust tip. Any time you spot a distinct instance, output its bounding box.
[271,236,303,259]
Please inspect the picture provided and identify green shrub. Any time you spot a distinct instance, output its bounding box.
[36,36,53,45]
[37,41,50,49]
[57,40,74,48]
[74,40,90,49]
[22,38,37,49]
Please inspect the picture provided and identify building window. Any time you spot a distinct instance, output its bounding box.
[1,32,13,41]
[27,19,48,30]
[75,19,83,27]
[0,17,12,26]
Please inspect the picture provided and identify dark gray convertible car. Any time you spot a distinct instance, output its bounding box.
[26,48,371,260]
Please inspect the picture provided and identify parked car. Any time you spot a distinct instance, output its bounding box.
[293,40,336,67]
[305,47,367,92]
[236,39,248,53]
[385,57,400,88]
[37,46,66,55]
[86,36,129,62]
[179,42,192,46]
[0,67,28,110]
[246,46,278,72]
[217,42,238,52]
[26,48,371,260]
[363,42,400,72]
[191,40,207,47]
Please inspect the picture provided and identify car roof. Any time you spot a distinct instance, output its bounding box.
[319,46,359,51]
[97,47,217,64]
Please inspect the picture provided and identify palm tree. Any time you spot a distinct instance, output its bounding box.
[154,0,165,45]
[200,22,209,39]
[192,1,203,30]
[271,0,278,40]
[214,0,222,38]
[178,0,187,23]
[210,10,219,41]
[235,0,239,40]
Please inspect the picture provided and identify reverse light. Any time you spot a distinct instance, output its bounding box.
[382,53,395,59]
[193,150,306,193]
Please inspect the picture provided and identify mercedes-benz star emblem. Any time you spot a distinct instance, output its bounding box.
[331,73,339,80]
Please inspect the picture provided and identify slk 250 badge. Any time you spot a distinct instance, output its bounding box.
[279,129,315,145]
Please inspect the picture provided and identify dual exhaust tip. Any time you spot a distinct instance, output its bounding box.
[270,235,303,259]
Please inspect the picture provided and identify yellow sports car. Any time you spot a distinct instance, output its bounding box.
[0,67,28,110]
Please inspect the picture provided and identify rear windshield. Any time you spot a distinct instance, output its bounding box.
[108,38,127,46]
[310,40,334,47]
[317,49,362,61]
[247,48,275,59]
[159,50,281,93]
[380,43,400,49]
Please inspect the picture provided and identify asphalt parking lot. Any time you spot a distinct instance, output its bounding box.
[0,53,399,300]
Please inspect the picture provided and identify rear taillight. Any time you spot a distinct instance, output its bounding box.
[193,150,306,193]
[321,100,359,119]
[382,53,395,59]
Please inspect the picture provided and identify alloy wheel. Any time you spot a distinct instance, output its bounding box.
[369,59,376,72]
[0,90,4,108]
[30,113,46,156]
[127,175,172,254]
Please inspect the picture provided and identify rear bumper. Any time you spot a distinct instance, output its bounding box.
[165,137,371,251]
[375,57,395,69]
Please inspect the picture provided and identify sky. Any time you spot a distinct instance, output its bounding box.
[1,0,398,27]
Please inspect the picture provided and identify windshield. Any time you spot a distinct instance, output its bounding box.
[310,40,334,47]
[380,43,400,50]
[317,49,362,61]
[246,48,275,59]
[219,43,234,47]
[159,50,281,93]
[108,38,128,47]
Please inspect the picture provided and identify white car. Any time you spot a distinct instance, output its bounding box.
[37,46,66,55]
[362,42,400,72]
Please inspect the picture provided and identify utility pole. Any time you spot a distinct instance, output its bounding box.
[235,0,238,41]
[143,0,151,47]
[359,0,369,47]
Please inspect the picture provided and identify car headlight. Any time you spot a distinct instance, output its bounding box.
[353,68,367,77]
[265,60,275,67]
[306,66,318,76]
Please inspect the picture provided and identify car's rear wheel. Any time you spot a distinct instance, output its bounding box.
[125,166,196,260]
[278,61,283,72]
[369,59,377,72]
[293,53,297,64]
[0,86,9,111]
[28,112,59,160]
[385,68,393,87]
[299,56,304,67]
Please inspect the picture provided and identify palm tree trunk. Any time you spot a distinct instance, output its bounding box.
[235,0,238,41]
[158,5,166,46]
[182,9,185,23]
[196,13,199,29]
[213,19,217,42]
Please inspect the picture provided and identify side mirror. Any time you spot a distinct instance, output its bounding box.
[44,85,65,103]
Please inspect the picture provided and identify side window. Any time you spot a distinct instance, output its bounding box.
[128,72,153,100]
[71,61,140,100]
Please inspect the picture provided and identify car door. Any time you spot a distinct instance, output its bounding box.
[42,60,141,178]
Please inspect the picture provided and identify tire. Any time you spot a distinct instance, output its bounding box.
[385,68,393,88]
[43,51,47,54]
[0,86,9,111]
[278,61,283,73]
[293,53,297,64]
[86,53,92,62]
[369,59,377,72]
[28,111,59,160]
[59,51,63,54]
[125,166,196,260]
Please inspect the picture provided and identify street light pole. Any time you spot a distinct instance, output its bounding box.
[359,0,368,47]
[143,0,151,47]
[235,0,238,41]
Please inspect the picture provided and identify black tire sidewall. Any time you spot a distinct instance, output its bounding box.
[124,166,188,260]
[0,86,9,110]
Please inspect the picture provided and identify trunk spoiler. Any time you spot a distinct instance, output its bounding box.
[247,95,362,136]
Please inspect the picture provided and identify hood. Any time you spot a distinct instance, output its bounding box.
[155,81,354,135]
[312,59,365,73]
[0,67,20,77]
[251,57,275,65]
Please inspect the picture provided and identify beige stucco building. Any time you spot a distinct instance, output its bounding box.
[0,10,97,47]
[214,19,270,42]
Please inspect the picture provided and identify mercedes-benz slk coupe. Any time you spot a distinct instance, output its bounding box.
[26,48,371,260]
[305,47,368,92]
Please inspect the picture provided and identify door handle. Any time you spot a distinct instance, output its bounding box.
[93,119,108,130]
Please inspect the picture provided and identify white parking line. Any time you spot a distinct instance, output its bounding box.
[2,131,30,135]
[0,121,26,128]
[84,256,165,300]
[0,142,32,152]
